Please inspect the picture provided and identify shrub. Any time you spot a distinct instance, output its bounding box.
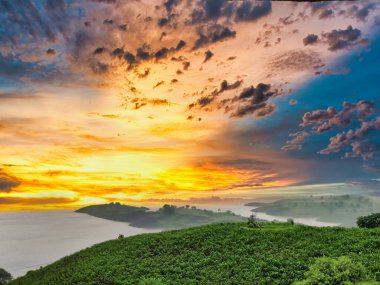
[138,277,165,285]
[294,256,367,285]
[357,213,380,228]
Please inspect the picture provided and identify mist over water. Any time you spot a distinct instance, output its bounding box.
[0,200,360,278]
[0,211,158,277]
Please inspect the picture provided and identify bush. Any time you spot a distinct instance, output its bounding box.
[294,256,367,285]
[0,268,12,285]
[138,277,165,285]
[357,213,380,228]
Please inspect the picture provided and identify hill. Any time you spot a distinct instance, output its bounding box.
[246,195,380,227]
[9,223,380,285]
[76,203,244,229]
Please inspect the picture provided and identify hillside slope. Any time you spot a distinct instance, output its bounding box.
[9,223,380,285]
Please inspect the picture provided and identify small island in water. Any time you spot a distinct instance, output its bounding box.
[76,203,244,229]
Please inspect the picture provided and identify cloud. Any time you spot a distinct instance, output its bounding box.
[188,79,242,110]
[319,117,380,159]
[193,24,236,50]
[319,8,334,19]
[322,25,364,51]
[203,50,214,63]
[228,83,278,118]
[235,0,272,22]
[282,131,309,151]
[270,50,323,72]
[124,97,172,110]
[0,171,20,192]
[345,3,377,22]
[301,100,376,133]
[303,34,319,46]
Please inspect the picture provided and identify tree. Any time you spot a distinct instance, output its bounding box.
[287,218,295,225]
[357,213,380,228]
[294,256,367,285]
[247,214,261,228]
[162,204,176,215]
[0,268,12,285]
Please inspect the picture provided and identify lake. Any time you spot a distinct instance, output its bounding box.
[0,211,158,278]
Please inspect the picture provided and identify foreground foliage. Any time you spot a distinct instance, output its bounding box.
[357,213,380,228]
[10,223,380,285]
[294,256,367,285]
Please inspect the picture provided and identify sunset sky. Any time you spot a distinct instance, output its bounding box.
[1,0,380,210]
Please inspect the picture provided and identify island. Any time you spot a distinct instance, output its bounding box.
[246,194,380,227]
[76,202,245,229]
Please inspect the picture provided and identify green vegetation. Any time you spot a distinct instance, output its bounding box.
[76,202,244,229]
[294,256,367,285]
[357,213,380,228]
[246,195,380,227]
[10,223,380,285]
[0,268,12,285]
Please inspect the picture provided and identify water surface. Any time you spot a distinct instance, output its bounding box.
[0,211,158,277]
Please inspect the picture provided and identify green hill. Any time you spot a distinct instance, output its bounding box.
[9,223,380,285]
[76,203,244,229]
[246,195,380,227]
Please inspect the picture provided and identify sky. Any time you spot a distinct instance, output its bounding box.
[0,0,380,210]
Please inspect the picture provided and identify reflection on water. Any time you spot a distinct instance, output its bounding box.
[0,211,158,277]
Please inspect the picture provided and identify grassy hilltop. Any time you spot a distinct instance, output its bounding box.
[9,222,380,285]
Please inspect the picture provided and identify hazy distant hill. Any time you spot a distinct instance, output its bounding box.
[9,222,380,285]
[76,203,244,229]
[246,195,380,227]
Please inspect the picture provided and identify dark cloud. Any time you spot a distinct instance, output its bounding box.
[303,34,319,45]
[188,79,242,110]
[182,61,190,70]
[319,8,334,19]
[228,83,278,118]
[103,19,114,25]
[0,171,20,193]
[46,48,58,56]
[93,47,106,55]
[193,25,236,49]
[322,25,363,51]
[203,50,214,62]
[235,0,272,22]
[345,3,377,22]
[190,0,271,24]
[176,40,186,50]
